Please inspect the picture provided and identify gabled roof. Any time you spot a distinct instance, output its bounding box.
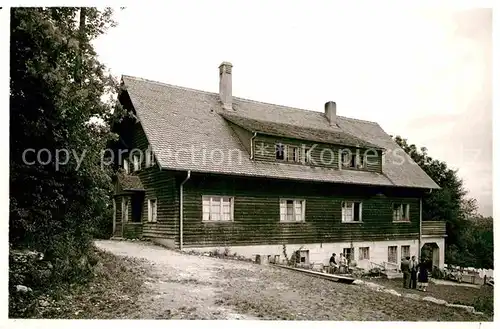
[116,170,144,191]
[220,112,382,150]
[120,75,440,189]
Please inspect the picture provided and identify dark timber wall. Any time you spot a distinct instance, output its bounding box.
[114,117,179,241]
[181,173,422,248]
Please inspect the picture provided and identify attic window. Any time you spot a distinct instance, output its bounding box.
[286,146,300,163]
[341,151,356,168]
[340,149,365,169]
[275,143,285,160]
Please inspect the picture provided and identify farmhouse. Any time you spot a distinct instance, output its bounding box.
[111,62,446,270]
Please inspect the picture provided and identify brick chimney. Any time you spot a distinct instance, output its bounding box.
[325,101,337,125]
[219,61,233,110]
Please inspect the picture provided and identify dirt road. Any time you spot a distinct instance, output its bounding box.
[94,240,489,321]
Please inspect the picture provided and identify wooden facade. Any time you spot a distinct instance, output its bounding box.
[111,101,444,248]
[180,173,421,248]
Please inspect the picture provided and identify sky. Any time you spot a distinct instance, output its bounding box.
[93,3,493,216]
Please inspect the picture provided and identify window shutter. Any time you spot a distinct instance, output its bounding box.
[202,196,210,221]
[148,200,151,222]
[341,202,346,222]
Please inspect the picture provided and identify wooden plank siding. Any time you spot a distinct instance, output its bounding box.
[422,221,447,237]
[113,195,123,237]
[116,121,179,240]
[252,134,382,173]
[181,173,422,248]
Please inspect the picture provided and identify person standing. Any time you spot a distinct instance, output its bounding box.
[410,256,418,289]
[400,256,411,288]
[417,259,430,292]
[338,253,347,274]
[329,253,338,273]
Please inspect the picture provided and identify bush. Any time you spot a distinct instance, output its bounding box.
[472,287,494,315]
[431,266,445,280]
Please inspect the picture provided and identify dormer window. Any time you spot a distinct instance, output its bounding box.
[275,143,285,160]
[286,146,300,163]
[340,149,365,169]
[341,150,356,169]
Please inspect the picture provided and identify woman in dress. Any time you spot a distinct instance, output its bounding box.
[417,259,430,291]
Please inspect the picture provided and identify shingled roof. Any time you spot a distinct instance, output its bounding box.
[120,74,439,189]
[220,112,382,150]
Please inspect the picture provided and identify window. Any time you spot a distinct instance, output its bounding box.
[388,246,398,263]
[133,154,141,172]
[286,146,300,163]
[341,149,365,169]
[401,245,410,259]
[393,203,410,222]
[358,152,366,168]
[145,147,154,168]
[304,147,311,163]
[275,143,285,160]
[123,159,130,174]
[202,196,233,221]
[340,150,356,168]
[122,198,129,222]
[341,201,362,222]
[148,199,157,222]
[279,199,306,222]
[359,247,370,260]
[343,248,354,262]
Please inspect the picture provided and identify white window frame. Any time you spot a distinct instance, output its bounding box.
[122,197,129,222]
[341,201,363,222]
[279,199,306,222]
[148,199,157,222]
[123,158,130,174]
[393,203,410,222]
[202,196,234,222]
[133,154,141,172]
[388,246,398,264]
[303,146,311,163]
[275,143,285,160]
[286,145,300,163]
[359,247,370,260]
[356,150,366,169]
[145,146,154,168]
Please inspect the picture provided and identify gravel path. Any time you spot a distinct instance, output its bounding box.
[94,240,490,321]
[94,240,257,319]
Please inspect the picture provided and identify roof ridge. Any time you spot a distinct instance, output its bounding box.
[221,112,383,149]
[122,75,217,97]
[122,74,378,126]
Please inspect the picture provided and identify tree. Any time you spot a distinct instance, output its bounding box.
[10,7,120,280]
[393,136,493,268]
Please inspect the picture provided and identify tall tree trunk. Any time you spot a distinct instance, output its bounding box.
[76,7,86,84]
